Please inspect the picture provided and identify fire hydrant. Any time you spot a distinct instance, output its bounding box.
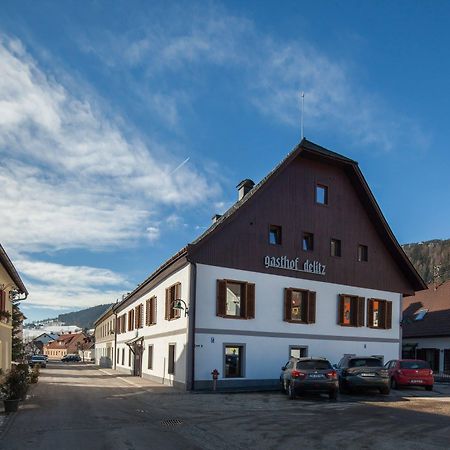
[211,369,219,391]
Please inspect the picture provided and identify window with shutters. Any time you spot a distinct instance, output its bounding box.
[168,344,175,375]
[128,348,132,367]
[216,280,255,319]
[367,299,392,329]
[284,288,316,324]
[338,295,365,327]
[0,290,6,312]
[165,283,181,321]
[128,309,135,331]
[146,296,157,326]
[135,304,143,328]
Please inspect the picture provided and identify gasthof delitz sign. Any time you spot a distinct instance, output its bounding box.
[264,255,326,276]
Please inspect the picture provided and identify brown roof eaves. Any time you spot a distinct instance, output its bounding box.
[0,243,28,295]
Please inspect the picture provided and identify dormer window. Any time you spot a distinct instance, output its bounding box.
[315,184,328,205]
[414,309,428,321]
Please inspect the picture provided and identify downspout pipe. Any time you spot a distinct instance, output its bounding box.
[187,262,197,391]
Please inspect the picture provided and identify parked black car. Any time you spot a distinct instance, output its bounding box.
[336,356,390,395]
[61,354,81,363]
[280,357,338,400]
[29,355,47,368]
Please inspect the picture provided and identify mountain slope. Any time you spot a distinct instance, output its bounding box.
[402,239,450,284]
[57,303,113,329]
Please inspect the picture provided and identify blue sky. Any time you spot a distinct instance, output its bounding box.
[1,0,449,321]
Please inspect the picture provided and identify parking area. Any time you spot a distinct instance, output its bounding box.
[2,363,450,449]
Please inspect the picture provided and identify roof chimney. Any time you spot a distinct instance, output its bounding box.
[211,214,222,224]
[236,179,255,201]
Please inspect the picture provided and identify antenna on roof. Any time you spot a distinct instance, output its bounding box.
[300,91,305,140]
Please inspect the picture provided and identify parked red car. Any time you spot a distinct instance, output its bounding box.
[385,359,434,390]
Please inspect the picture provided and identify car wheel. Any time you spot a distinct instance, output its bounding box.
[288,383,295,400]
[329,390,338,401]
[380,387,390,395]
[391,378,398,389]
[425,385,433,391]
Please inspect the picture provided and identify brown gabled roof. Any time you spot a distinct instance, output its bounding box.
[0,243,28,295]
[113,138,426,312]
[402,280,450,338]
[190,139,426,293]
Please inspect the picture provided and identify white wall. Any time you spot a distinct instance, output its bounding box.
[115,263,191,387]
[195,263,402,383]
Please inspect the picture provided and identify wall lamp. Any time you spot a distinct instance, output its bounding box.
[172,299,189,317]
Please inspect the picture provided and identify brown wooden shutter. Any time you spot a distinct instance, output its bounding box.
[0,290,5,311]
[245,283,255,319]
[216,280,227,317]
[337,295,345,325]
[367,299,374,328]
[146,300,150,326]
[357,297,365,327]
[284,289,292,322]
[135,306,139,328]
[385,301,392,329]
[175,284,181,319]
[307,291,316,324]
[151,297,157,325]
[165,288,171,320]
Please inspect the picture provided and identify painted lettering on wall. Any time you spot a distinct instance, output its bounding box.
[263,256,326,276]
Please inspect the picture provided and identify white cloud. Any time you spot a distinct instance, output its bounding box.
[16,257,128,309]
[0,34,221,252]
[146,225,160,243]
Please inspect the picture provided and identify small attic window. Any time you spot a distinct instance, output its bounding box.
[315,184,328,205]
[414,309,428,321]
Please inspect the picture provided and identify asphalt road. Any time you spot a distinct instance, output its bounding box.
[1,362,450,450]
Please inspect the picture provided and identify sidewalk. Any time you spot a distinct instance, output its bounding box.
[97,367,186,393]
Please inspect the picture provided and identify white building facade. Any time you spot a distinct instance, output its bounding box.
[98,139,425,390]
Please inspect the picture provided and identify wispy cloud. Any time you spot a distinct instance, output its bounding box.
[78,4,426,152]
[0,34,221,252]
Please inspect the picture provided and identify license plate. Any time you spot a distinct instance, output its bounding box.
[308,374,324,379]
[410,379,423,383]
[360,373,375,377]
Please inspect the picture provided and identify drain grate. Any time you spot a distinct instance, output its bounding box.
[160,418,184,427]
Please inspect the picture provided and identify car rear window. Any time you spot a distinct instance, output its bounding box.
[400,361,430,369]
[349,358,382,368]
[296,360,331,370]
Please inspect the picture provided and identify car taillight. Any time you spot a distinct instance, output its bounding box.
[291,370,306,379]
[326,370,337,380]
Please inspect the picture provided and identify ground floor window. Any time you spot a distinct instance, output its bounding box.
[224,345,244,378]
[117,348,119,363]
[122,348,125,365]
[129,348,132,367]
[168,344,175,375]
[444,350,450,374]
[148,345,153,370]
[289,346,308,359]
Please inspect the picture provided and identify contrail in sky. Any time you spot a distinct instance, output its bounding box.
[170,157,190,174]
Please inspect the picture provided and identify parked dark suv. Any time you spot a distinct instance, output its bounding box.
[280,357,338,400]
[61,354,81,362]
[336,356,390,395]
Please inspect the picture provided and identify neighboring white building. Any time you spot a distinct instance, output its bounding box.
[94,305,116,368]
[98,139,426,390]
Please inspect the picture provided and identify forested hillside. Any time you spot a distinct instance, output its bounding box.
[58,303,113,330]
[402,239,450,284]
